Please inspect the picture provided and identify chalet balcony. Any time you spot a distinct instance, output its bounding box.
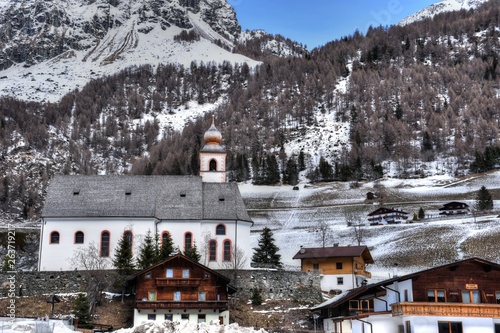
[355,269,371,278]
[136,301,228,311]
[392,302,500,318]
[155,278,202,287]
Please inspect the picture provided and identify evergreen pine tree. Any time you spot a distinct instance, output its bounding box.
[251,227,282,269]
[136,229,158,270]
[73,293,93,329]
[298,150,306,171]
[112,234,135,275]
[475,185,493,211]
[418,207,425,219]
[184,243,201,262]
[251,288,263,306]
[158,232,175,261]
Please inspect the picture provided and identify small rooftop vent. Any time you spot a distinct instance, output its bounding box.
[125,189,132,195]
[73,189,80,195]
[180,191,186,197]
[219,196,225,202]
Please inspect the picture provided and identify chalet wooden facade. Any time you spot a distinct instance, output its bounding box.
[367,207,408,225]
[439,201,470,215]
[128,254,236,325]
[292,245,374,292]
[312,257,500,333]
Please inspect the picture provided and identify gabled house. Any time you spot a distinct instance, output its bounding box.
[128,254,236,325]
[367,207,408,225]
[439,202,470,215]
[292,245,374,292]
[312,257,500,333]
[38,118,253,271]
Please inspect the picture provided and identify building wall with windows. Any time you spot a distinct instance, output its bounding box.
[313,258,500,333]
[129,254,234,326]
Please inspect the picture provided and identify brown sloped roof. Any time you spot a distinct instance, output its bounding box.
[292,245,374,264]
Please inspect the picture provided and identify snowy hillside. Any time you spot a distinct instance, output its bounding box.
[398,0,488,25]
[241,170,500,281]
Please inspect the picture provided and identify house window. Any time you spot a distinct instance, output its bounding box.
[165,314,173,321]
[406,321,412,333]
[462,290,480,304]
[336,262,343,269]
[75,231,84,244]
[182,269,190,278]
[496,291,500,304]
[427,289,446,302]
[337,277,344,285]
[145,272,151,279]
[100,232,110,257]
[181,314,189,321]
[50,231,60,244]
[216,224,226,235]
[223,240,231,262]
[438,321,462,333]
[209,159,217,171]
[174,291,181,301]
[148,291,156,301]
[147,314,156,321]
[166,269,173,278]
[198,314,206,323]
[184,232,192,251]
[209,240,217,261]
[199,292,206,301]
[312,263,319,271]
[495,324,500,333]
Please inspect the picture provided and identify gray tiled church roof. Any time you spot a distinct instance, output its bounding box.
[42,175,252,222]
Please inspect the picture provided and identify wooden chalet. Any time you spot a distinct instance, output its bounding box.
[367,207,408,225]
[312,257,500,333]
[128,254,236,325]
[292,245,374,292]
[439,201,470,215]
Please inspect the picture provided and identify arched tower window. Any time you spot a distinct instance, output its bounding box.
[75,231,84,244]
[101,231,110,257]
[223,240,231,262]
[209,240,217,261]
[216,224,226,235]
[50,231,60,244]
[184,232,192,252]
[209,159,217,171]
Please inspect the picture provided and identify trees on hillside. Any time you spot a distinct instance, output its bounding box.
[251,227,282,269]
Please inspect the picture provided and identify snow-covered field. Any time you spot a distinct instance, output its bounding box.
[241,170,500,281]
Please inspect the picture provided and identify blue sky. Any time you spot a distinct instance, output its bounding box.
[228,0,439,48]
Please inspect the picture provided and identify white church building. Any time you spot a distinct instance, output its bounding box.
[38,118,253,271]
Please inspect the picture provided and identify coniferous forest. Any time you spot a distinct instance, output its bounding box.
[0,0,499,221]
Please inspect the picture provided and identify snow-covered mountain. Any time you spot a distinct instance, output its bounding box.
[0,0,259,102]
[398,0,488,25]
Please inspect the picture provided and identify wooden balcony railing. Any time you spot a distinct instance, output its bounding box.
[355,270,372,278]
[155,278,202,287]
[392,302,500,318]
[136,301,228,310]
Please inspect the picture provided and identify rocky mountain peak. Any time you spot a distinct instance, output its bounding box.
[0,0,241,71]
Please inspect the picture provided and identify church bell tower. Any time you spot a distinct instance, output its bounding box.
[199,116,226,183]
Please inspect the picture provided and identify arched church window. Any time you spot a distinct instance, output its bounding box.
[184,232,192,252]
[50,231,60,244]
[223,240,231,262]
[216,224,226,235]
[209,240,217,261]
[124,230,133,255]
[209,159,217,171]
[101,231,110,257]
[75,231,84,244]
